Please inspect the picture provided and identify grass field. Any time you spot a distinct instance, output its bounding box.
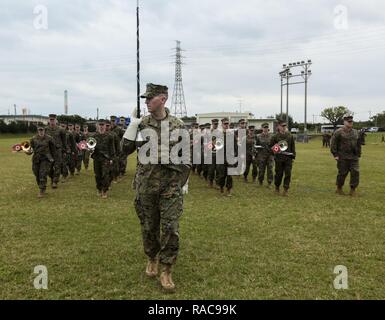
[1,133,385,300]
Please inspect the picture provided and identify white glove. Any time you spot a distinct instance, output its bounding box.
[182,179,189,194]
[123,107,142,141]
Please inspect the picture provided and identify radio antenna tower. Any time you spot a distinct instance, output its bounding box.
[171,40,187,118]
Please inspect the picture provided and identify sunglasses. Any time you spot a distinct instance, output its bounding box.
[347,120,353,123]
[223,123,229,125]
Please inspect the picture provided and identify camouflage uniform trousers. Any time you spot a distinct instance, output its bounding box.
[93,159,112,192]
[244,153,258,180]
[336,159,359,189]
[196,152,205,177]
[68,153,77,175]
[202,164,209,180]
[134,191,183,265]
[207,154,217,183]
[61,151,69,178]
[258,154,274,184]
[216,164,233,190]
[49,148,63,183]
[113,156,120,179]
[274,157,293,190]
[82,149,90,169]
[75,152,83,173]
[119,154,128,175]
[33,158,52,191]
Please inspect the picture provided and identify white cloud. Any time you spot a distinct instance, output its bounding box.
[0,0,384,121]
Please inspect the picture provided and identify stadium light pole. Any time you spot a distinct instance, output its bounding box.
[279,60,313,137]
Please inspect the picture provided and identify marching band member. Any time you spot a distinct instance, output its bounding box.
[255,123,274,187]
[92,119,115,199]
[30,126,55,198]
[270,119,296,196]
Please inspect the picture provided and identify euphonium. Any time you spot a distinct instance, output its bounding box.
[21,141,32,153]
[214,138,224,151]
[86,137,97,152]
[277,140,288,152]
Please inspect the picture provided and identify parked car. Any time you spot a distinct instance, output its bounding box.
[367,127,379,132]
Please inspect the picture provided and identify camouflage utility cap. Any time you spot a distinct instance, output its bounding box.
[140,83,168,98]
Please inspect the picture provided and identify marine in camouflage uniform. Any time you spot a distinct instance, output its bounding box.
[92,119,115,198]
[190,123,200,174]
[330,115,362,196]
[122,83,190,292]
[45,114,67,188]
[105,120,119,184]
[66,124,77,176]
[270,119,296,196]
[74,124,84,174]
[82,125,91,170]
[110,116,124,181]
[215,118,237,196]
[201,123,211,180]
[195,124,206,177]
[30,126,55,197]
[255,123,274,187]
[118,116,128,176]
[59,123,70,181]
[243,125,258,183]
[207,119,219,188]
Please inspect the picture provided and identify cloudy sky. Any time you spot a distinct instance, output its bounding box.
[1,0,385,122]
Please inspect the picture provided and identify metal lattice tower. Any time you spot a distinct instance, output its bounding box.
[171,40,187,118]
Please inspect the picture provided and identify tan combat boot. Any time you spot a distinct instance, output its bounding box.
[159,264,175,292]
[208,181,213,188]
[226,188,232,197]
[37,190,45,198]
[349,188,357,197]
[282,188,289,197]
[101,191,108,199]
[52,182,58,189]
[275,187,280,195]
[336,187,345,195]
[145,258,159,277]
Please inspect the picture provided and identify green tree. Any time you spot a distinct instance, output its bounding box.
[57,115,87,126]
[371,111,385,128]
[321,106,352,129]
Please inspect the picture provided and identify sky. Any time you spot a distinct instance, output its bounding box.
[0,0,385,122]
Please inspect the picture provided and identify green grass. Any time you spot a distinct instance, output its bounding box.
[1,133,385,300]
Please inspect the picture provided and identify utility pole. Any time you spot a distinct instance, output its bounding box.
[97,108,99,120]
[286,72,289,123]
[64,90,68,115]
[238,98,243,113]
[136,0,140,118]
[171,40,187,118]
[14,104,16,121]
[280,77,283,116]
[304,63,308,134]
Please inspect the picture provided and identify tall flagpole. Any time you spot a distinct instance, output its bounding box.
[136,0,141,118]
